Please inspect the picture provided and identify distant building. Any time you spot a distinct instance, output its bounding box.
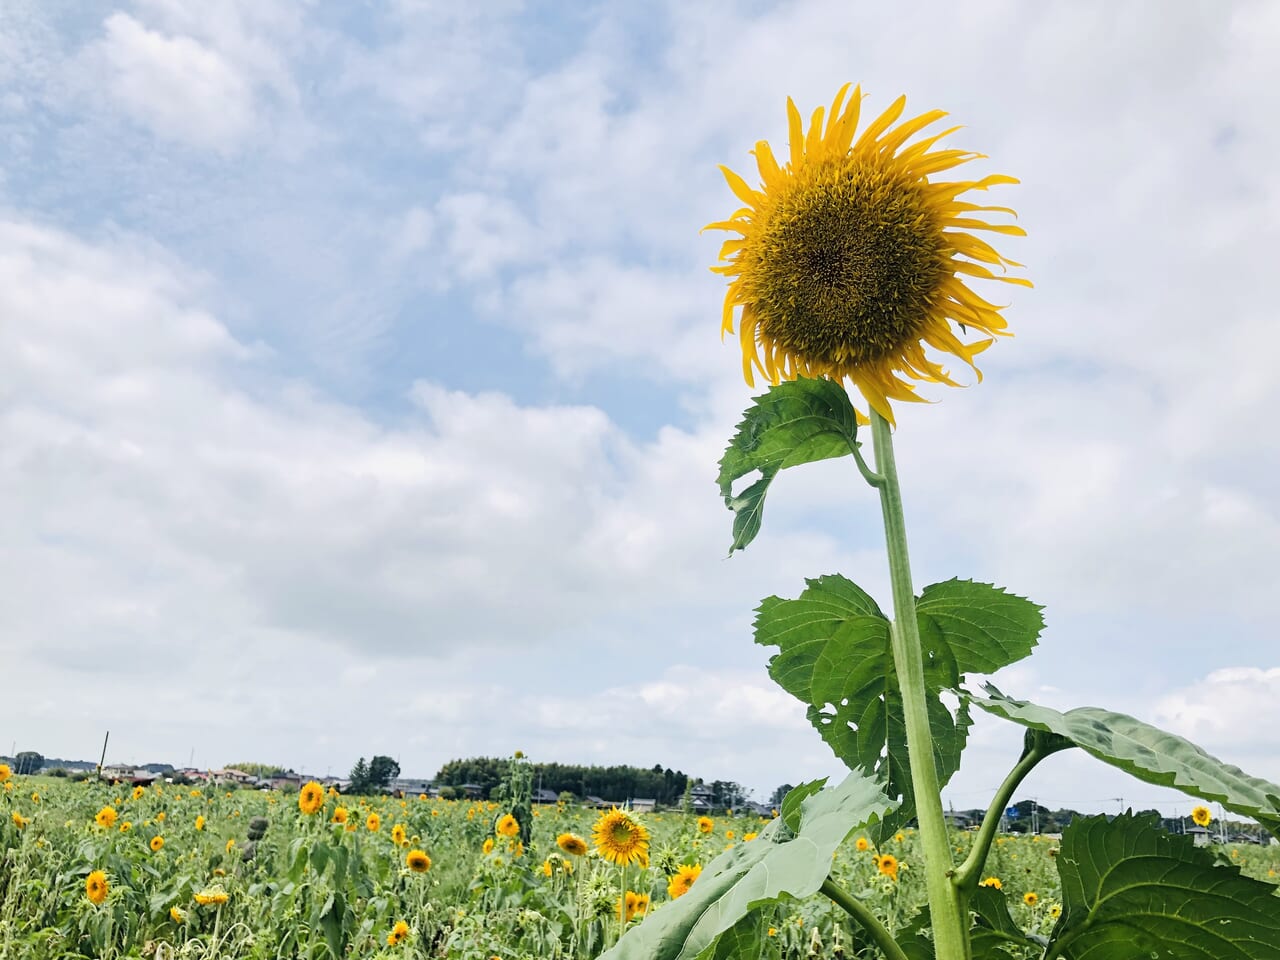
[630,798,657,813]
[390,778,434,795]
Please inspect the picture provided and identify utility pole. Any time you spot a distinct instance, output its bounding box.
[97,731,110,780]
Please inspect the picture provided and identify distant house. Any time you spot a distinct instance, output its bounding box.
[946,811,978,829]
[212,768,259,787]
[102,765,156,785]
[531,788,559,804]
[585,795,613,809]
[390,778,434,795]
[456,783,485,799]
[270,772,303,790]
[630,798,657,813]
[1186,826,1211,847]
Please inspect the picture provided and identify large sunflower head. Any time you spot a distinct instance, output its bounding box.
[298,781,324,816]
[495,813,520,837]
[707,84,1029,423]
[85,870,109,905]
[667,863,702,899]
[1191,805,1212,827]
[592,807,650,868]
[405,849,431,873]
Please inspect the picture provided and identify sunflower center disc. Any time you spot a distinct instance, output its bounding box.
[753,156,948,367]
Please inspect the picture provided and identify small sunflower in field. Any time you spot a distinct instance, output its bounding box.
[696,816,714,834]
[874,854,899,881]
[225,838,236,854]
[194,887,229,907]
[366,812,381,832]
[170,906,185,924]
[11,811,29,829]
[496,813,520,837]
[298,781,324,815]
[406,849,431,873]
[119,821,131,833]
[0,763,10,782]
[195,815,205,831]
[1023,892,1039,907]
[557,832,588,856]
[617,891,642,923]
[149,835,165,853]
[387,920,410,946]
[85,870,109,905]
[855,836,869,851]
[1048,904,1061,919]
[95,807,117,829]
[1191,805,1212,827]
[592,808,650,868]
[391,823,407,846]
[482,837,495,855]
[332,806,349,824]
[132,786,146,801]
[707,84,1028,422]
[667,863,702,899]
[979,876,1002,890]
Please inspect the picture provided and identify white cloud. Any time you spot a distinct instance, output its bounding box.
[1152,668,1280,777]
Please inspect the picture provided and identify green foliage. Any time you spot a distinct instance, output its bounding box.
[347,756,401,795]
[717,377,861,553]
[226,762,288,779]
[756,575,1041,834]
[436,757,693,805]
[1046,814,1280,959]
[597,771,896,960]
[976,685,1280,839]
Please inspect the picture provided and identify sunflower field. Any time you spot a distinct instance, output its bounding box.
[2,771,1277,959]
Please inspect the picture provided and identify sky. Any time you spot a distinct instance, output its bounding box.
[1,0,1278,819]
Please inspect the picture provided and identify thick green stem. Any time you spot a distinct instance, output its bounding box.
[953,740,1049,892]
[869,410,968,960]
[821,877,909,960]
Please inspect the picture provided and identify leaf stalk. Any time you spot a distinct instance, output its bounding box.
[820,877,909,960]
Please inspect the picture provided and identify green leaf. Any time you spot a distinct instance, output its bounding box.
[779,779,826,834]
[597,771,895,960]
[975,685,1280,839]
[969,886,1030,959]
[694,913,761,960]
[756,575,969,833]
[717,378,861,553]
[319,889,347,959]
[1047,813,1280,960]
[915,579,1044,675]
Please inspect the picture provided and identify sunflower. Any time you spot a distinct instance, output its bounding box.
[707,84,1028,423]
[1048,904,1061,919]
[496,813,520,837]
[1191,805,1212,827]
[298,781,324,816]
[195,815,205,831]
[557,832,588,856]
[696,816,714,834]
[332,806,349,824]
[95,806,118,829]
[482,837,495,855]
[149,835,165,853]
[85,870,109,905]
[132,786,146,801]
[0,763,10,782]
[1023,892,1039,907]
[667,863,702,899]
[617,890,642,923]
[170,906,185,924]
[225,838,236,854]
[875,854,899,881]
[542,859,553,877]
[855,837,869,851]
[592,808,650,868]
[406,849,431,873]
[366,812,381,832]
[392,823,409,846]
[119,821,131,833]
[743,832,758,841]
[387,920,410,946]
[194,887,229,906]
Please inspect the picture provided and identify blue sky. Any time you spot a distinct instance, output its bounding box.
[2,0,1278,818]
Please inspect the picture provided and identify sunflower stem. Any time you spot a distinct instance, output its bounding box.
[820,877,909,960]
[869,410,969,960]
[852,440,886,488]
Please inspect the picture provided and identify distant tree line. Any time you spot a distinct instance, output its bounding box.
[435,758,698,805]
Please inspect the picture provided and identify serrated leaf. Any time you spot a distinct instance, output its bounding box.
[756,575,971,834]
[975,686,1280,839]
[969,886,1030,959]
[717,378,861,553]
[597,771,896,960]
[779,779,826,834]
[915,579,1044,675]
[694,913,762,960]
[1048,813,1280,959]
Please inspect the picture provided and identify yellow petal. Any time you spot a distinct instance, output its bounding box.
[877,109,948,156]
[753,140,783,187]
[718,165,761,206]
[897,125,963,163]
[952,260,1033,286]
[940,218,1026,236]
[806,105,826,158]
[828,84,863,153]
[825,82,853,139]
[787,97,804,168]
[854,94,907,152]
[907,150,983,177]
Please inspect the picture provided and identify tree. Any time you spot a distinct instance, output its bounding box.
[770,783,796,808]
[347,755,400,794]
[14,751,43,775]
